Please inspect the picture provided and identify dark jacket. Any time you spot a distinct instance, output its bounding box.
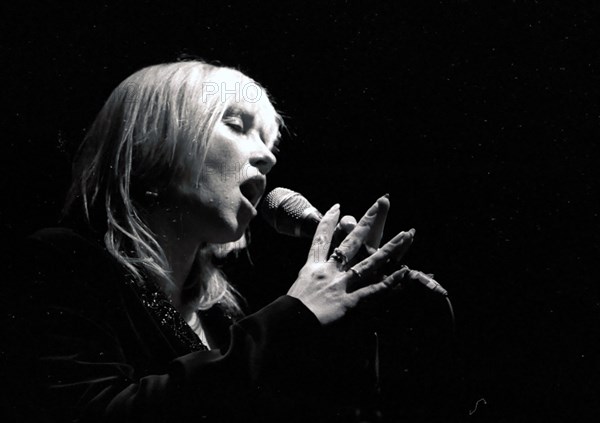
[2,228,374,423]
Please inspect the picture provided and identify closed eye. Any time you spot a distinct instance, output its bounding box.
[223,115,245,133]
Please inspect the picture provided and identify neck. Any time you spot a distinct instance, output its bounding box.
[144,209,204,320]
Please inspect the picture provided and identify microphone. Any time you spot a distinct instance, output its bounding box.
[259,187,448,296]
[405,269,448,296]
[259,187,322,238]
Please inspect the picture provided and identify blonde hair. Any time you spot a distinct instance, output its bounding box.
[64,60,282,317]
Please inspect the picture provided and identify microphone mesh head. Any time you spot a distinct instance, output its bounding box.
[260,187,314,234]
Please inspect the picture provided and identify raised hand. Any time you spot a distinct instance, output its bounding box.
[287,196,414,325]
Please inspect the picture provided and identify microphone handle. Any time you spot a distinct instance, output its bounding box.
[297,207,323,238]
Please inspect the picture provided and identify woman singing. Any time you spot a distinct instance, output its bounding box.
[5,60,415,422]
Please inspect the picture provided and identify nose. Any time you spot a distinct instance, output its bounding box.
[249,138,277,175]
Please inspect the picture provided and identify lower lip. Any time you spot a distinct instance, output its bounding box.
[241,195,258,216]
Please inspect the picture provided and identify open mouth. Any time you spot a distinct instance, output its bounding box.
[239,176,266,208]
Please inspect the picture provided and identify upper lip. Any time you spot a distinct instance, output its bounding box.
[239,175,266,207]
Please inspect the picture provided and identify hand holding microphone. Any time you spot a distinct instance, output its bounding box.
[282,195,413,325]
[260,188,448,301]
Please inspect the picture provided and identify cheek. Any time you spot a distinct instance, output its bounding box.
[176,176,238,221]
[204,136,249,177]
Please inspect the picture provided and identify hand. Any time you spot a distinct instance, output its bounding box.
[287,196,414,326]
[329,193,390,260]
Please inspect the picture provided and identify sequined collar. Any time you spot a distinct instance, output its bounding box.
[125,277,208,352]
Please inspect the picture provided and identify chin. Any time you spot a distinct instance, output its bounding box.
[207,215,250,244]
[211,233,248,259]
[217,229,246,244]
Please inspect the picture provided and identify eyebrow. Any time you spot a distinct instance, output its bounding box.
[225,104,280,146]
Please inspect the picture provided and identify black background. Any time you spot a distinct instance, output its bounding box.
[1,1,598,422]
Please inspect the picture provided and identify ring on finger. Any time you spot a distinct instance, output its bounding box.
[349,266,363,279]
[328,248,349,270]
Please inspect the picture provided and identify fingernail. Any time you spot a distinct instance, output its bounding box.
[376,194,390,206]
[366,202,379,216]
[384,193,390,199]
[408,228,416,236]
[330,203,340,212]
[392,267,410,286]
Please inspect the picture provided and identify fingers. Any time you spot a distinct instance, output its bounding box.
[348,266,409,303]
[336,195,389,262]
[308,204,340,264]
[339,215,358,233]
[330,215,357,255]
[363,194,389,252]
[351,228,415,281]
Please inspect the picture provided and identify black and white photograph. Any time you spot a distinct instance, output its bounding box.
[1,2,598,422]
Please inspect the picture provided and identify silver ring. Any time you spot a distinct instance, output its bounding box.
[349,267,363,279]
[328,248,348,269]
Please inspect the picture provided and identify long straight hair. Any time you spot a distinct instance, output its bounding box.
[64,60,282,317]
